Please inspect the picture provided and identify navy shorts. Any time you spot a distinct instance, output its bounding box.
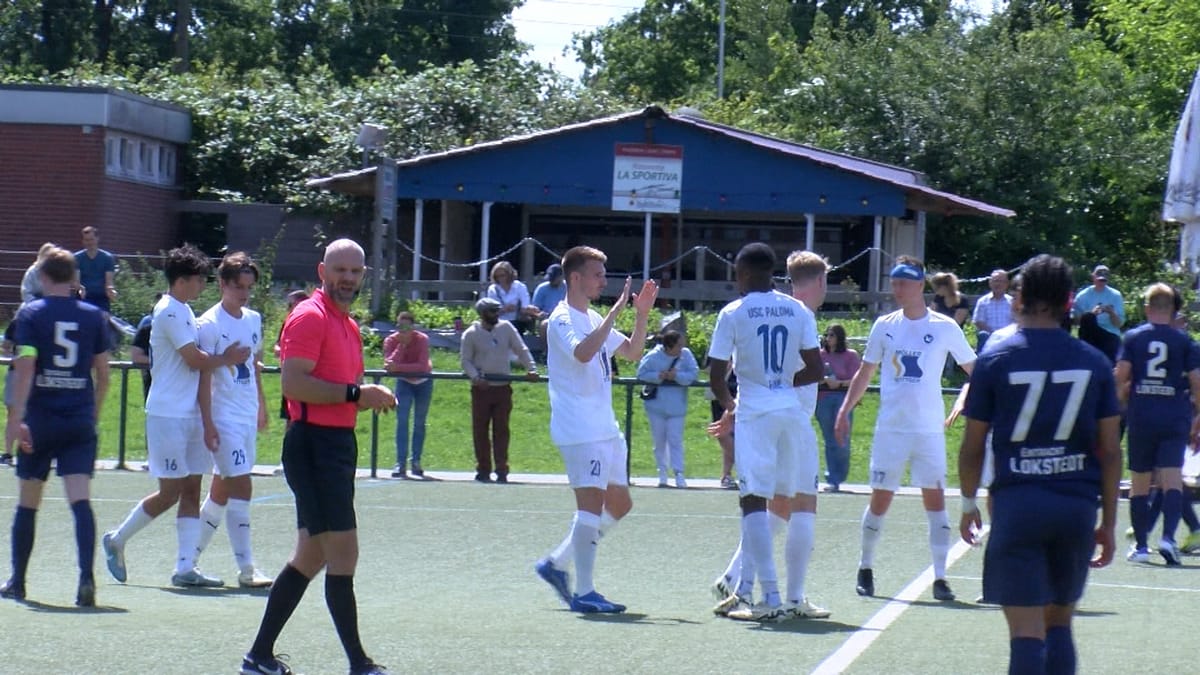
[1126,419,1188,473]
[17,413,97,481]
[281,421,358,535]
[983,485,1096,607]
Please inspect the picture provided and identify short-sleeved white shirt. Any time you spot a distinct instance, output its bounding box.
[146,294,200,418]
[863,309,975,433]
[709,290,818,419]
[197,303,263,424]
[547,303,627,446]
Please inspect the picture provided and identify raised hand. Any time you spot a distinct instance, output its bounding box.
[632,279,659,315]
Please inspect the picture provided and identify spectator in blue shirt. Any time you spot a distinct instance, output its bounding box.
[74,226,117,313]
[1071,264,1125,364]
[532,264,567,318]
[636,330,699,488]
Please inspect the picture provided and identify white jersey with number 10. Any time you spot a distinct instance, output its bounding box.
[708,290,818,419]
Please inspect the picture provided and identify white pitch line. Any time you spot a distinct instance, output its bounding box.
[812,526,987,675]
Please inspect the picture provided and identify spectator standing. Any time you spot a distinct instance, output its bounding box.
[972,269,1014,352]
[486,261,538,334]
[240,238,394,675]
[930,272,970,327]
[816,324,860,492]
[1,247,110,605]
[1072,264,1125,364]
[383,311,433,479]
[73,227,117,313]
[636,330,699,488]
[461,297,538,483]
[1,323,15,464]
[20,243,57,304]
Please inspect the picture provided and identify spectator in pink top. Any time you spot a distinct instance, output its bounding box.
[816,323,861,492]
[383,311,433,479]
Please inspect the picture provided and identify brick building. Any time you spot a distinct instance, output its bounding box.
[0,84,189,313]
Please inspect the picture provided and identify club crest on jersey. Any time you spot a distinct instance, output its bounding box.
[891,350,923,381]
[923,334,933,344]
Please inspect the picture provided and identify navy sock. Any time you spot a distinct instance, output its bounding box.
[1045,626,1076,674]
[1147,489,1163,532]
[325,574,370,668]
[1130,495,1150,550]
[11,506,36,586]
[1009,637,1045,675]
[1162,489,1183,543]
[250,564,312,659]
[70,500,96,583]
[1183,492,1200,532]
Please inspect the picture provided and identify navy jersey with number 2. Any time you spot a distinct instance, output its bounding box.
[966,328,1119,499]
[1117,323,1200,425]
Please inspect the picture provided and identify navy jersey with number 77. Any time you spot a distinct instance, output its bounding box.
[13,296,108,416]
[965,328,1119,499]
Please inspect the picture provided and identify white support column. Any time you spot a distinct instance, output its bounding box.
[870,215,883,311]
[915,210,927,262]
[695,246,705,282]
[643,212,652,280]
[411,199,424,300]
[804,213,815,252]
[479,201,493,284]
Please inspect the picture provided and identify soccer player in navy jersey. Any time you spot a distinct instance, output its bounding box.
[959,254,1121,675]
[2,247,110,606]
[1114,283,1200,565]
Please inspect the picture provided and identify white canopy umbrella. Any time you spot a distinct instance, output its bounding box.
[1165,65,1200,270]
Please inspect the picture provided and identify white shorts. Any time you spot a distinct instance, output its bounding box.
[734,408,802,498]
[211,418,257,478]
[146,414,211,478]
[559,435,629,489]
[794,419,820,496]
[868,431,946,492]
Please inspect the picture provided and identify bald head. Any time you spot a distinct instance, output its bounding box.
[319,238,367,309]
[324,238,365,265]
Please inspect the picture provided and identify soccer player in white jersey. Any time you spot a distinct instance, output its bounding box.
[711,250,831,620]
[192,252,273,588]
[709,243,825,622]
[835,256,976,602]
[534,245,657,614]
[102,244,251,587]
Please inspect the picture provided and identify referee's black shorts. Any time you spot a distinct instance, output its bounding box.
[281,421,358,535]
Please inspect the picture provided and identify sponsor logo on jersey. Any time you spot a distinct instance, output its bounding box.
[891,349,923,381]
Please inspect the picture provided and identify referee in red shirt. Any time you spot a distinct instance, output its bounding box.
[242,239,395,675]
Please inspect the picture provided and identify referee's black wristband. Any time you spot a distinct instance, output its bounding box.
[346,383,361,403]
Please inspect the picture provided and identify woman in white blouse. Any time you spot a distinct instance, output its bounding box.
[486,261,537,333]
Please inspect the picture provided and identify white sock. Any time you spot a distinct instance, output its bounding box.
[742,510,778,605]
[112,502,155,546]
[195,495,226,559]
[927,510,952,579]
[770,512,788,536]
[226,498,254,572]
[549,511,576,569]
[786,512,815,603]
[176,517,201,574]
[599,509,618,537]
[860,507,885,569]
[571,511,602,596]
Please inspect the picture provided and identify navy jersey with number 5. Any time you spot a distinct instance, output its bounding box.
[965,328,1119,499]
[1117,323,1200,425]
[13,296,108,416]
